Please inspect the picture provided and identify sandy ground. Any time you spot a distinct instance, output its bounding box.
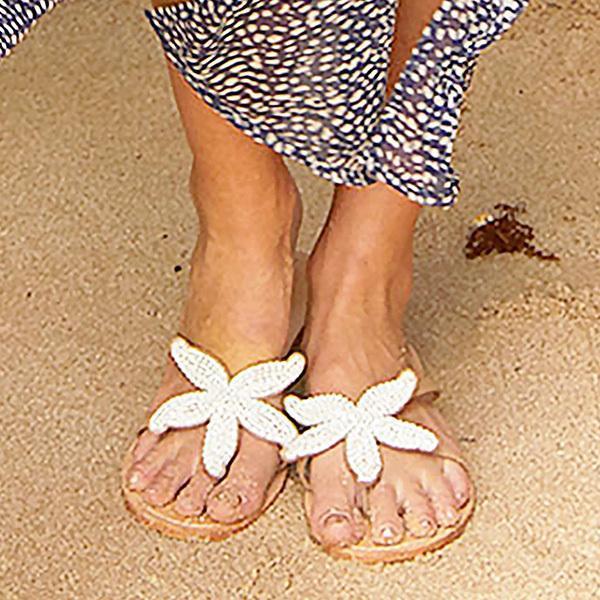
[1,1,599,598]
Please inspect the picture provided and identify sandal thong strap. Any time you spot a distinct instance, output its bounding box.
[405,344,440,401]
[148,335,306,479]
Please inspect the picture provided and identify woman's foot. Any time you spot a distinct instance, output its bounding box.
[127,204,300,520]
[126,93,304,522]
[301,184,472,547]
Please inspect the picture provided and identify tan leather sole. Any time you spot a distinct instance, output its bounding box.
[121,440,289,541]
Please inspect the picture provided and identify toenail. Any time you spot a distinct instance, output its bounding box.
[443,510,458,525]
[215,489,242,507]
[129,472,140,486]
[380,526,395,540]
[323,514,350,529]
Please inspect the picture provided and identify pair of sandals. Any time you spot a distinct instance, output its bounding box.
[121,261,476,564]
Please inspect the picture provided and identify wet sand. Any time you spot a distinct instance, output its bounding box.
[1,1,598,598]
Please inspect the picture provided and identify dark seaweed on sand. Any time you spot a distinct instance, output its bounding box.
[464,203,559,261]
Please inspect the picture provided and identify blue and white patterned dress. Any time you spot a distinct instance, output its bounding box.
[1,0,530,208]
[146,0,529,208]
[0,0,58,58]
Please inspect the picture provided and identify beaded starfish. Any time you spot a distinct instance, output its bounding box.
[148,336,306,479]
[281,369,438,484]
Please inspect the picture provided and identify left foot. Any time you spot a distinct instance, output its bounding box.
[300,185,472,548]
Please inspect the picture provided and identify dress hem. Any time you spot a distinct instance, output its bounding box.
[145,0,529,209]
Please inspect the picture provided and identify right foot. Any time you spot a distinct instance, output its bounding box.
[126,170,303,524]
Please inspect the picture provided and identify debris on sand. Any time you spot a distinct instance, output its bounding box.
[464,203,559,261]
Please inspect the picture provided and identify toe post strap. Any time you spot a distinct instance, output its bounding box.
[405,344,440,401]
[147,335,307,479]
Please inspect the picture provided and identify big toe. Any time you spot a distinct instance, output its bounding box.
[308,447,364,548]
[206,477,265,523]
[206,434,279,523]
[315,509,364,548]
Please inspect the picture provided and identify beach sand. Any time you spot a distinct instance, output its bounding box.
[1,1,598,598]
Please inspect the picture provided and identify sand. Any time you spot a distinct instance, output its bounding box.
[1,1,598,598]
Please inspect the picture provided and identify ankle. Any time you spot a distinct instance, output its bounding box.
[181,235,295,363]
[307,228,414,311]
[303,262,411,364]
[302,223,414,367]
[191,232,294,275]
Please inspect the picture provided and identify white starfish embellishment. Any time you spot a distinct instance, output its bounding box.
[281,369,438,484]
[148,336,306,479]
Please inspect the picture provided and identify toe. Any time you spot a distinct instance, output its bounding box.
[142,444,197,507]
[206,434,280,524]
[127,444,169,491]
[175,470,214,516]
[424,475,460,528]
[443,460,471,508]
[316,509,364,548]
[369,483,404,546]
[206,479,261,523]
[400,483,438,538]
[131,429,160,463]
[142,460,189,506]
[308,448,364,548]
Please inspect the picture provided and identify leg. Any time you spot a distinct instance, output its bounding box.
[127,61,302,522]
[385,0,447,96]
[302,0,472,547]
